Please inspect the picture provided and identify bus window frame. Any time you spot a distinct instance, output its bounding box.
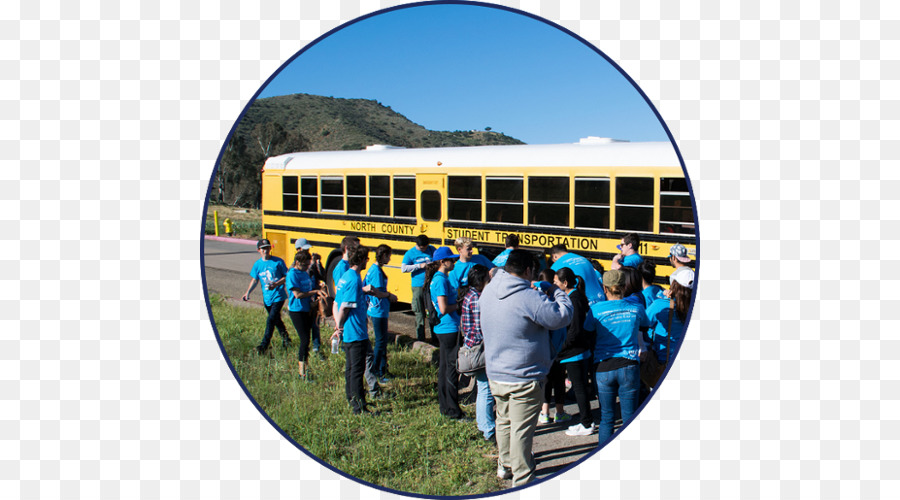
[485,176,524,225]
[573,177,611,231]
[393,175,416,220]
[613,176,655,233]
[346,174,367,216]
[447,175,482,223]
[320,176,345,213]
[300,176,318,212]
[282,175,299,212]
[369,175,391,217]
[420,190,442,222]
[527,175,569,228]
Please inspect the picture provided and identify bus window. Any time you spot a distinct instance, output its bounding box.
[615,177,653,232]
[369,175,390,216]
[321,177,344,212]
[660,177,694,235]
[574,177,610,230]
[528,176,568,227]
[283,176,298,212]
[421,191,441,221]
[301,177,317,212]
[448,176,481,222]
[347,175,366,215]
[394,176,416,219]
[486,177,523,224]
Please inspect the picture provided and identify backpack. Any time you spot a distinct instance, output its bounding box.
[423,285,441,327]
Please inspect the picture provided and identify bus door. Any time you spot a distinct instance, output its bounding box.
[416,175,447,246]
[265,231,289,262]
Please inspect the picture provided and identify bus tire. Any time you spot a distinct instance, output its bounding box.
[323,252,342,298]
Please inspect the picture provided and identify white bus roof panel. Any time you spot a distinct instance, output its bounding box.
[263,141,681,172]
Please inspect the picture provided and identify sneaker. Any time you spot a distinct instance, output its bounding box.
[565,423,595,436]
[255,345,269,355]
[496,462,512,480]
[378,375,391,384]
[538,413,553,424]
[565,378,573,390]
[555,411,572,423]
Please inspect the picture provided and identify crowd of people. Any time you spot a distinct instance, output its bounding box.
[241,232,695,486]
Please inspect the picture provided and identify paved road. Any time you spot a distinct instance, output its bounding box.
[202,236,420,334]
[203,236,600,484]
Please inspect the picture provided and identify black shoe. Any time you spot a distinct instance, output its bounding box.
[255,345,269,355]
[353,405,379,416]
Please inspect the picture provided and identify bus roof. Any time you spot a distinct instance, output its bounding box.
[263,140,681,172]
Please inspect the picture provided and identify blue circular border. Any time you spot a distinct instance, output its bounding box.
[200,1,699,497]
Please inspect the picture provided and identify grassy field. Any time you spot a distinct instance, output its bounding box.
[205,204,263,239]
[210,295,504,496]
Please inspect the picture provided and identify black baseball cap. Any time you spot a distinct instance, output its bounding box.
[257,239,272,249]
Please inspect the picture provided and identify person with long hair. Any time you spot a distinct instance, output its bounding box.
[554,267,598,436]
[425,247,464,419]
[460,264,494,441]
[638,260,664,309]
[365,244,398,383]
[619,266,645,307]
[590,269,648,443]
[536,268,571,425]
[644,268,694,374]
[286,250,321,381]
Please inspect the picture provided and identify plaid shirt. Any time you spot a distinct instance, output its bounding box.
[461,287,483,347]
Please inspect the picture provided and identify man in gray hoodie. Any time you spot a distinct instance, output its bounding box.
[480,249,573,486]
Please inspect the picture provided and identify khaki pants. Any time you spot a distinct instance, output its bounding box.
[489,379,544,487]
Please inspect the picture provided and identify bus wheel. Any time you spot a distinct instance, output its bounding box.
[324,254,341,297]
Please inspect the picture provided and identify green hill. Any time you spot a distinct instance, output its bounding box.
[232,93,524,151]
[212,93,525,207]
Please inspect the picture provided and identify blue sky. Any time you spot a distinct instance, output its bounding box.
[256,3,669,145]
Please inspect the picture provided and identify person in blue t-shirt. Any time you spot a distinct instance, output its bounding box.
[449,237,494,289]
[491,234,519,267]
[638,260,664,309]
[424,246,465,419]
[365,244,398,382]
[331,236,360,308]
[331,246,376,414]
[553,267,598,437]
[611,233,644,270]
[402,235,435,342]
[644,267,693,370]
[243,239,291,354]
[550,244,605,306]
[286,250,323,380]
[590,269,649,443]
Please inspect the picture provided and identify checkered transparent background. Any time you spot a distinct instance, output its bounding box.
[2,0,896,498]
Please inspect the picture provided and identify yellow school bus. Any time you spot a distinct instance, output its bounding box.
[260,138,696,302]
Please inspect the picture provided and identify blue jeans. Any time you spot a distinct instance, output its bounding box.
[370,316,388,377]
[259,299,288,349]
[474,369,495,439]
[595,363,640,442]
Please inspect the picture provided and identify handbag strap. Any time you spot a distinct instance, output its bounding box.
[665,299,674,365]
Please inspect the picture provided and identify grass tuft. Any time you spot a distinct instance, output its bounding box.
[211,295,503,496]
